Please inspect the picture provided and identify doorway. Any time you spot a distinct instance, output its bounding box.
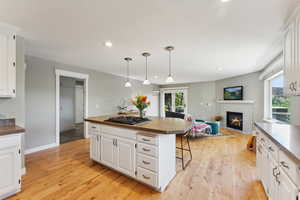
[160,88,188,117]
[59,77,85,144]
[55,70,89,146]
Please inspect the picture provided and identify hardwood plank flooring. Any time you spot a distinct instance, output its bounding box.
[8,129,267,200]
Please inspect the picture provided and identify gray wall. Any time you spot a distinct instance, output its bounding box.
[25,56,158,149]
[215,71,264,122]
[0,37,25,126]
[160,71,264,122]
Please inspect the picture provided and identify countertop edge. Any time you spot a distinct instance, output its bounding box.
[0,126,25,136]
[85,118,189,135]
[254,122,300,164]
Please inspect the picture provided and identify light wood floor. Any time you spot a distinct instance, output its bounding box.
[9,129,267,200]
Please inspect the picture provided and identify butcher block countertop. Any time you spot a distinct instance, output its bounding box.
[85,114,193,134]
[0,125,25,136]
[255,122,300,163]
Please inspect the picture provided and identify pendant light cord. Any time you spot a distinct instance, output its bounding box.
[169,50,171,76]
[146,56,148,80]
[126,60,129,82]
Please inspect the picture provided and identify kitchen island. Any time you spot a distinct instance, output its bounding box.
[85,114,192,192]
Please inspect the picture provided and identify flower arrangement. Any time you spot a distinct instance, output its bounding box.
[132,95,151,118]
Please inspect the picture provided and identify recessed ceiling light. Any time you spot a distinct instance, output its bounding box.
[104,41,112,47]
[221,0,231,2]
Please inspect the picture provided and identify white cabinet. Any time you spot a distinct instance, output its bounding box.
[116,138,136,176]
[0,29,16,98]
[90,134,101,162]
[277,168,299,200]
[255,127,300,200]
[88,122,176,192]
[100,134,115,168]
[0,134,21,199]
[283,14,300,96]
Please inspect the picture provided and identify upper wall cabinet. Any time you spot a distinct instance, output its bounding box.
[0,26,17,98]
[283,10,300,96]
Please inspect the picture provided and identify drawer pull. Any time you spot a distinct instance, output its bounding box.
[142,160,150,165]
[92,126,97,129]
[272,167,278,177]
[268,146,275,152]
[280,161,290,169]
[142,175,150,180]
[260,138,265,142]
[142,148,150,152]
[142,138,151,142]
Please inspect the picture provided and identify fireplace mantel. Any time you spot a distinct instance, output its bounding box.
[216,100,254,104]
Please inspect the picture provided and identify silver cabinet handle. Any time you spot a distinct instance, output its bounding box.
[275,170,281,185]
[142,138,151,142]
[115,139,118,147]
[92,126,97,129]
[273,167,278,177]
[142,148,150,152]
[280,161,289,169]
[142,175,150,179]
[268,146,274,152]
[113,139,115,146]
[142,160,150,165]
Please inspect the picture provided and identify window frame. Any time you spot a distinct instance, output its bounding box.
[264,70,290,123]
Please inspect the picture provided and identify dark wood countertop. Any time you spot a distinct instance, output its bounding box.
[255,122,300,163]
[85,114,193,134]
[0,125,25,136]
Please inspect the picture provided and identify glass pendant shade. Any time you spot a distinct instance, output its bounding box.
[143,79,151,85]
[165,75,174,83]
[124,81,132,87]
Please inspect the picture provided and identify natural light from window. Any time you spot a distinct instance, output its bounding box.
[271,74,291,123]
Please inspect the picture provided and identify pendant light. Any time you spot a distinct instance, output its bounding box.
[165,46,175,83]
[124,57,132,87]
[142,52,151,85]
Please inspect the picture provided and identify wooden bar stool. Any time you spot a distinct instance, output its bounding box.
[176,130,192,170]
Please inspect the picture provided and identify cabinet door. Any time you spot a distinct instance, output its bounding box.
[0,136,21,198]
[278,169,299,200]
[101,134,115,168]
[115,138,136,177]
[90,135,100,162]
[0,32,9,96]
[268,158,279,200]
[261,147,270,195]
[0,32,16,97]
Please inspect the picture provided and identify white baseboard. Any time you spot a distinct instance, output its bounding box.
[21,168,26,175]
[25,143,58,155]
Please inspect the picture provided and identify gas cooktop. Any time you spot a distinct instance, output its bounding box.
[105,116,150,125]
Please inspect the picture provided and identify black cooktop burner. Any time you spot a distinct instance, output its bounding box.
[105,116,150,125]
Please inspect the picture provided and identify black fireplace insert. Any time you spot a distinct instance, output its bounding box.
[226,112,243,131]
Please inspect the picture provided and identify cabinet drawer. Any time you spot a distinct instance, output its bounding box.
[279,149,300,186]
[88,123,100,132]
[137,143,158,157]
[137,167,158,187]
[137,133,158,146]
[100,125,136,140]
[137,154,158,172]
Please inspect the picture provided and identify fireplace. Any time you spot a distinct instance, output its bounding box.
[227,112,243,131]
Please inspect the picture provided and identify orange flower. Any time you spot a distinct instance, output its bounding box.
[141,96,147,102]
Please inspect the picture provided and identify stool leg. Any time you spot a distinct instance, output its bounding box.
[186,136,192,160]
[180,135,184,170]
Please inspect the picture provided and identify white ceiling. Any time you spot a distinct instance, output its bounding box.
[0,0,298,84]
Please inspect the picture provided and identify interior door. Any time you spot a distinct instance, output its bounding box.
[75,85,84,123]
[101,134,115,168]
[116,138,136,176]
[0,136,21,198]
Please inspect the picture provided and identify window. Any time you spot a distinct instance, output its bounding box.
[264,72,291,123]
